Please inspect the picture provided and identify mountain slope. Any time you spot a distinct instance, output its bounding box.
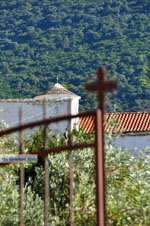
[0,0,150,112]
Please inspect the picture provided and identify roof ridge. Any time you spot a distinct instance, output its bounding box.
[105,111,150,115]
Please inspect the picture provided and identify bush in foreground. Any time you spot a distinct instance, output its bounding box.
[0,129,150,225]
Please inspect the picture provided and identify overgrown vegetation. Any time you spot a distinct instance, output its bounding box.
[0,128,150,225]
[0,0,150,112]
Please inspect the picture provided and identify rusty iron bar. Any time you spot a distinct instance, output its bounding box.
[95,109,105,226]
[43,100,50,226]
[86,67,117,226]
[69,149,74,226]
[33,143,95,156]
[19,107,24,226]
[0,111,96,137]
[96,67,117,226]
[0,162,11,166]
[96,67,106,226]
[68,100,74,226]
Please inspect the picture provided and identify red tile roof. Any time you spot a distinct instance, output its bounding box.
[79,112,150,134]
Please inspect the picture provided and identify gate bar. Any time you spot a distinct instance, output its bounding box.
[68,100,74,226]
[0,111,96,137]
[19,107,24,226]
[34,143,95,156]
[43,101,49,226]
[95,109,105,226]
[86,67,117,225]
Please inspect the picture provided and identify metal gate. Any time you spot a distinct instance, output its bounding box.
[0,67,117,226]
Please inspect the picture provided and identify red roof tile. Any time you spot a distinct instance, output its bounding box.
[79,112,150,134]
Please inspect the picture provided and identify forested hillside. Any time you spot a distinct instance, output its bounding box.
[0,0,150,112]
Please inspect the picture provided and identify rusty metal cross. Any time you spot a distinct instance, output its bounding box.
[86,67,117,112]
[86,66,117,226]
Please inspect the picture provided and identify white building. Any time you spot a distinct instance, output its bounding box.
[1,84,150,152]
[79,112,150,152]
[0,83,81,135]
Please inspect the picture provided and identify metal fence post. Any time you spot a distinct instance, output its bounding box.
[86,67,117,226]
[68,99,74,226]
[19,107,24,226]
[95,109,105,226]
[43,100,49,226]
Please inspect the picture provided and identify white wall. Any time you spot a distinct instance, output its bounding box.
[113,135,150,152]
[0,100,76,136]
[67,98,79,131]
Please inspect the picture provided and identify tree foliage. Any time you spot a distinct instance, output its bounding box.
[1,127,150,225]
[0,0,150,111]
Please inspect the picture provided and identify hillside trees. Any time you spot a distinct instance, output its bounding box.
[0,0,150,111]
